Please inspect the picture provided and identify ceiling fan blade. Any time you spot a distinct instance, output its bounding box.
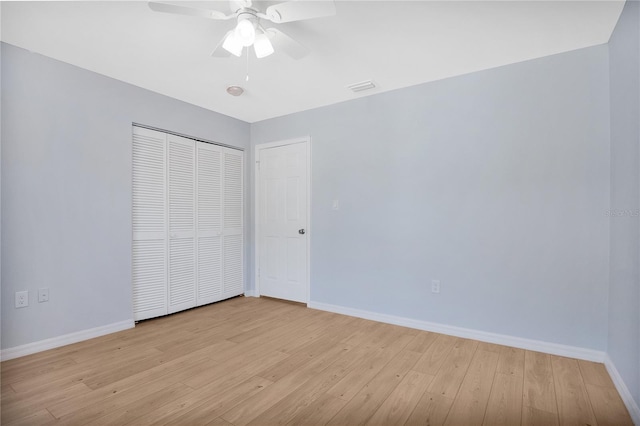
[211,31,233,57]
[265,28,309,60]
[265,0,336,24]
[148,2,231,20]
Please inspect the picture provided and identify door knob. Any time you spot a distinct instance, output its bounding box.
[298,229,306,235]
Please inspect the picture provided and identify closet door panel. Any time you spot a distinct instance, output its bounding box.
[132,240,166,319]
[222,148,244,298]
[197,143,224,305]
[167,134,196,313]
[223,148,243,233]
[169,238,196,310]
[132,127,167,321]
[198,236,223,303]
[223,233,243,297]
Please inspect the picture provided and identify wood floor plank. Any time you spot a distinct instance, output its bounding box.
[285,393,348,426]
[245,342,377,426]
[550,355,597,426]
[204,417,235,426]
[521,406,559,426]
[477,341,503,353]
[325,333,416,402]
[326,350,421,426]
[123,376,270,425]
[1,357,78,386]
[405,391,455,426]
[585,383,634,426]
[46,348,215,419]
[365,370,434,425]
[482,372,523,426]
[443,349,499,426]
[9,346,169,394]
[52,374,184,425]
[426,338,479,399]
[1,297,633,426]
[412,334,457,376]
[338,320,385,347]
[87,382,194,425]
[523,351,558,413]
[405,332,438,354]
[1,382,92,423]
[181,343,287,390]
[220,341,356,426]
[256,323,362,383]
[149,376,274,425]
[274,312,354,355]
[578,360,616,388]
[496,346,525,377]
[4,408,57,426]
[181,349,290,392]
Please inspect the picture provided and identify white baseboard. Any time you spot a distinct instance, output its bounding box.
[244,290,259,297]
[0,319,135,362]
[604,354,640,425]
[308,301,606,362]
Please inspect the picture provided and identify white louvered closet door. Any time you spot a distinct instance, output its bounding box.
[167,134,197,314]
[222,148,244,298]
[197,143,224,305]
[133,126,244,321]
[132,127,167,321]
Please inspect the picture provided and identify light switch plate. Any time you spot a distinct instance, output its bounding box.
[38,288,50,303]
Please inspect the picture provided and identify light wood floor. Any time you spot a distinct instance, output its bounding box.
[1,296,633,426]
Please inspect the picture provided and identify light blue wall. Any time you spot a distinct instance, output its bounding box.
[608,0,640,407]
[251,46,611,350]
[0,43,250,349]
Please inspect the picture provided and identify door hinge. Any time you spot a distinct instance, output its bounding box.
[256,160,260,171]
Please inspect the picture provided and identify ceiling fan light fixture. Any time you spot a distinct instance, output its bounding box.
[253,32,274,58]
[222,32,243,57]
[234,18,256,47]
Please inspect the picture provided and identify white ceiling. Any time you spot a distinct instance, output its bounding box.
[1,1,625,123]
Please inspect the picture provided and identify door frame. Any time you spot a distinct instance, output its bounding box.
[254,137,311,304]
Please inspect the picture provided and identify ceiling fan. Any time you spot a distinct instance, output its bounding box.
[148,0,336,59]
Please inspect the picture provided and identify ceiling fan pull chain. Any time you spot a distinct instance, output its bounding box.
[246,47,250,82]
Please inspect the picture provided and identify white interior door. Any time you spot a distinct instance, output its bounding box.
[258,141,308,303]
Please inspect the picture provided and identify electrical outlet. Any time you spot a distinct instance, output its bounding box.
[15,291,29,308]
[38,288,49,303]
[431,280,440,294]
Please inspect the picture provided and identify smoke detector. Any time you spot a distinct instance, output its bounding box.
[226,85,245,96]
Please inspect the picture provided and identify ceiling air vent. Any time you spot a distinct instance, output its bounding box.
[347,80,376,93]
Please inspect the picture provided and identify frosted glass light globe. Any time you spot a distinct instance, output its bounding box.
[235,19,256,47]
